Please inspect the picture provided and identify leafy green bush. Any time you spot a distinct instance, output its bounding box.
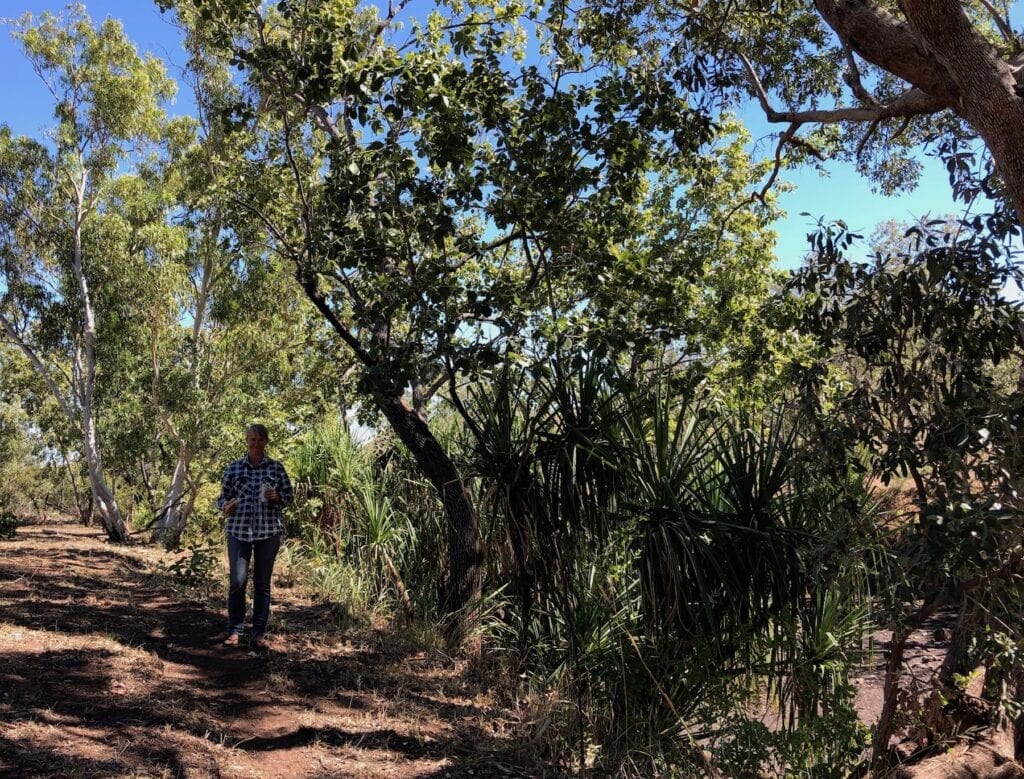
[452,359,878,774]
[0,510,20,540]
[165,541,222,592]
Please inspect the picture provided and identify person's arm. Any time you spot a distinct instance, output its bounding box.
[216,463,237,512]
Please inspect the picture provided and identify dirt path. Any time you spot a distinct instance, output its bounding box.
[0,521,540,778]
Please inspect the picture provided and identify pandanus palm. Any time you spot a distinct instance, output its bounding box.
[463,359,872,769]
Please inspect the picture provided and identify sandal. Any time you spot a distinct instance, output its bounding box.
[251,634,270,651]
[222,633,242,647]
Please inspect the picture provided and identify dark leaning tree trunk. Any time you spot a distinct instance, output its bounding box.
[299,279,483,636]
[870,599,938,775]
[380,394,483,631]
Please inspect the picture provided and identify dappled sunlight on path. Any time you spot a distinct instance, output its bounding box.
[0,521,540,778]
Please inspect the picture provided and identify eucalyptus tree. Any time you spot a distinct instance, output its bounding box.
[143,39,336,548]
[147,237,330,549]
[159,0,713,626]
[0,8,186,541]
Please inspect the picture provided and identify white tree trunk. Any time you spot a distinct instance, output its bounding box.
[151,444,191,547]
[81,403,127,540]
[73,171,128,542]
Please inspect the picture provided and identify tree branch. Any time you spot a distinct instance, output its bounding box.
[227,193,300,260]
[856,118,881,158]
[0,310,77,424]
[443,355,485,443]
[297,270,376,368]
[976,0,1016,46]
[375,0,414,38]
[814,0,958,104]
[309,103,354,145]
[280,100,314,253]
[212,334,323,392]
[739,52,947,124]
[843,44,881,107]
[899,0,1020,100]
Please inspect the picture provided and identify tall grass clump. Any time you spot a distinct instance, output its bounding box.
[286,415,441,621]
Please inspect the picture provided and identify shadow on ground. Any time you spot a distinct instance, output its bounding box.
[0,524,541,777]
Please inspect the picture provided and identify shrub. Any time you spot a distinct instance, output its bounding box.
[0,510,20,540]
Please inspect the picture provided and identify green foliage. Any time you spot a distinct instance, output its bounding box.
[787,216,1024,765]
[0,511,21,540]
[293,527,371,621]
[164,540,221,591]
[157,0,742,405]
[453,355,875,772]
[560,0,1020,206]
[0,366,67,518]
[287,418,429,617]
[711,703,869,779]
[179,481,223,548]
[789,218,1024,611]
[7,2,1023,773]
[288,415,371,534]
[982,629,1024,720]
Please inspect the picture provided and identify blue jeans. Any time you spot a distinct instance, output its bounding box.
[226,533,282,637]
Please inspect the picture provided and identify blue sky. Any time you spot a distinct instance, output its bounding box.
[0,1,985,269]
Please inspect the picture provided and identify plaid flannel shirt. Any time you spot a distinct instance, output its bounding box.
[217,455,293,542]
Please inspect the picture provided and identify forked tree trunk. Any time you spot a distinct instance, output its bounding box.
[871,599,938,774]
[58,445,86,523]
[151,224,217,548]
[937,597,977,690]
[151,446,191,548]
[81,407,129,542]
[161,486,199,551]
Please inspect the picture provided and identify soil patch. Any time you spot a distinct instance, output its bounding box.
[0,520,545,778]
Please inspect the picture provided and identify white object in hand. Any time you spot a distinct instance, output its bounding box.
[261,479,274,503]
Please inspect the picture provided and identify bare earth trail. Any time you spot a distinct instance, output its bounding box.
[0,520,541,778]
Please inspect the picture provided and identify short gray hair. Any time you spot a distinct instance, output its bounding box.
[247,423,269,442]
